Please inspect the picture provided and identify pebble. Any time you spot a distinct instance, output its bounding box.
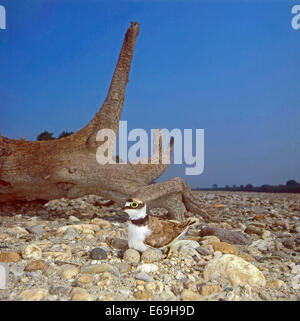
[77,274,93,285]
[107,237,128,251]
[245,225,263,235]
[90,217,112,229]
[262,230,271,240]
[49,286,71,296]
[141,249,161,263]
[201,236,221,243]
[56,224,100,236]
[7,227,29,236]
[0,251,21,263]
[116,262,131,274]
[199,226,248,245]
[21,244,42,260]
[196,246,213,256]
[96,271,114,286]
[223,287,233,293]
[172,240,200,252]
[42,244,72,261]
[89,248,107,260]
[266,280,285,289]
[118,288,131,297]
[68,216,80,223]
[134,290,154,300]
[58,264,79,280]
[204,254,266,288]
[209,242,239,255]
[71,287,94,301]
[179,246,201,260]
[20,288,48,301]
[123,249,140,265]
[62,228,78,241]
[26,225,45,235]
[24,260,48,272]
[81,263,114,274]
[249,239,275,253]
[135,271,154,282]
[25,271,43,280]
[136,264,159,273]
[200,284,222,296]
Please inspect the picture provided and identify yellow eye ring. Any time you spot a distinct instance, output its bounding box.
[131,202,138,208]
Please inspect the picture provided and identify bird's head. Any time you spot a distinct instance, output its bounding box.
[123,198,147,220]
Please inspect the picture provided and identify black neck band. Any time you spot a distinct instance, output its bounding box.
[130,215,148,226]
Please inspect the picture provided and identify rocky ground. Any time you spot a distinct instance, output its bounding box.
[0,191,299,301]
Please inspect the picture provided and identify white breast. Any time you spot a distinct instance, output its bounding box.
[127,222,152,252]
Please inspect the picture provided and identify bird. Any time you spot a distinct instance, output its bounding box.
[123,198,196,257]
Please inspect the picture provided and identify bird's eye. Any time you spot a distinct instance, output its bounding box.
[131,202,138,208]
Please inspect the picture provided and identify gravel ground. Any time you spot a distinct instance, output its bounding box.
[0,191,299,301]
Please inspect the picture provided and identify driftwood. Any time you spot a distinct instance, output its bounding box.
[0,22,203,221]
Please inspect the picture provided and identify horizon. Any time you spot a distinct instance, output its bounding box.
[1,0,300,189]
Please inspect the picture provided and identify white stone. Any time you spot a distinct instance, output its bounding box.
[21,244,42,260]
[136,263,159,273]
[204,254,266,288]
[69,216,80,222]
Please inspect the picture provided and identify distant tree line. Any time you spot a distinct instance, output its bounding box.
[36,130,74,141]
[194,180,300,194]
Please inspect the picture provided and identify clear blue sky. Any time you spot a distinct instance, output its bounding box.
[1,0,299,188]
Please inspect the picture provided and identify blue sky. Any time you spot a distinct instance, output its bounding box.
[0,0,300,188]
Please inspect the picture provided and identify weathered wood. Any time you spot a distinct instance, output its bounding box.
[0,22,202,221]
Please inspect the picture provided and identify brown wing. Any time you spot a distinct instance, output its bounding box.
[144,215,195,248]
